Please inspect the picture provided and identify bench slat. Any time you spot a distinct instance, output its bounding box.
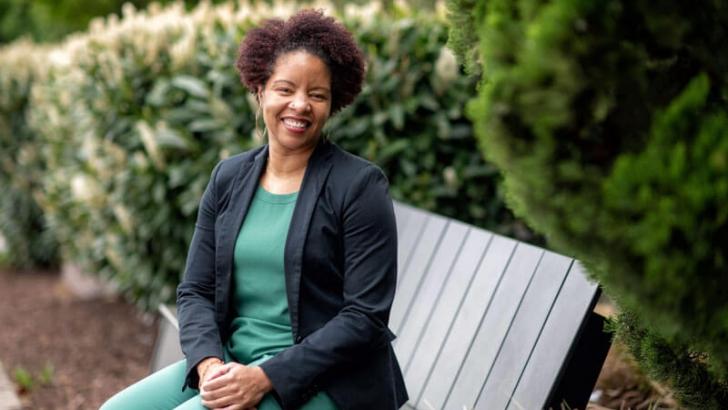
[394,204,430,286]
[393,220,470,369]
[473,251,572,410]
[442,243,543,410]
[416,235,517,410]
[389,214,449,333]
[393,201,411,233]
[150,305,182,372]
[403,229,493,401]
[507,262,598,410]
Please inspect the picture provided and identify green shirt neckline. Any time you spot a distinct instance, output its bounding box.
[255,186,299,204]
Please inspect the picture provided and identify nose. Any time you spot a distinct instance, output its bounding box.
[289,93,311,112]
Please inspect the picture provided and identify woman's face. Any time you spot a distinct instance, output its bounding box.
[260,50,332,154]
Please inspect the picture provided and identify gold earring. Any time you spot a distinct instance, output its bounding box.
[254,96,268,143]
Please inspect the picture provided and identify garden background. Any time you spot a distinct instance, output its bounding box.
[1,0,726,408]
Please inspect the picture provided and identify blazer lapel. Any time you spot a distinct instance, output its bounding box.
[284,140,333,337]
[216,145,268,318]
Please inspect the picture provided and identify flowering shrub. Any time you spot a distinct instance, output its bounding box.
[0,41,59,268]
[0,1,534,307]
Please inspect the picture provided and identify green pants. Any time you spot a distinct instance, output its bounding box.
[100,360,205,410]
[100,358,338,410]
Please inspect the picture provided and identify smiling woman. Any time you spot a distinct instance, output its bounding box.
[101,8,408,410]
[258,51,332,186]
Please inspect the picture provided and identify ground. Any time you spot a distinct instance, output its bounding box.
[0,269,154,409]
[589,343,678,410]
[0,268,678,410]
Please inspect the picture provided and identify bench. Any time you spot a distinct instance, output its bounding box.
[151,201,611,409]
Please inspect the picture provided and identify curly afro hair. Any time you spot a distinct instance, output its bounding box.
[235,9,365,115]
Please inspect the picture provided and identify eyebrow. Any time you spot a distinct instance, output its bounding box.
[271,79,330,92]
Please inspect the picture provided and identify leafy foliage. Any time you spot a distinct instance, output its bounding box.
[27,2,259,307]
[0,1,534,309]
[0,0,156,43]
[12,367,34,393]
[616,312,728,408]
[0,0,439,44]
[450,0,728,406]
[444,0,483,76]
[327,6,532,240]
[0,43,59,269]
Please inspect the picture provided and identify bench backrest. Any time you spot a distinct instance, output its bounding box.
[151,200,606,409]
[390,202,601,410]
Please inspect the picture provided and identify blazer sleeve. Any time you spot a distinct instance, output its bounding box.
[176,161,225,390]
[260,164,398,408]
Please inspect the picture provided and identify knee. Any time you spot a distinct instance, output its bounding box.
[98,394,121,410]
[99,385,139,410]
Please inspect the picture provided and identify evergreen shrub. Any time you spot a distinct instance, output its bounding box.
[447,0,728,406]
[0,1,534,308]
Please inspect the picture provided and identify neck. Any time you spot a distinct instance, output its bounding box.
[265,142,316,178]
[260,140,320,194]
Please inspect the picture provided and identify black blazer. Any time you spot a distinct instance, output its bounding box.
[176,140,408,410]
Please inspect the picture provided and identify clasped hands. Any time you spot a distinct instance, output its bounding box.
[198,358,273,410]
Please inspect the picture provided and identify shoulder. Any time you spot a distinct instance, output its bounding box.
[209,145,266,190]
[326,142,391,206]
[328,142,388,186]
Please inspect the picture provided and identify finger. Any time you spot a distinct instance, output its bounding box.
[207,363,232,381]
[203,372,233,391]
[209,362,237,380]
[216,405,245,410]
[203,364,229,386]
[200,383,233,402]
[201,393,235,409]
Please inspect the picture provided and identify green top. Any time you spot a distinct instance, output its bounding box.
[225,186,338,410]
[226,186,298,363]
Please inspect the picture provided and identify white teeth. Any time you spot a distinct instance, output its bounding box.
[283,118,308,129]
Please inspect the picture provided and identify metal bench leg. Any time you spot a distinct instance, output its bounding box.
[545,311,613,409]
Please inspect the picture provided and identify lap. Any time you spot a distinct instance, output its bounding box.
[100,357,337,410]
[247,356,338,410]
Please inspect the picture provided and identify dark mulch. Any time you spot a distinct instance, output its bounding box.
[589,343,678,410]
[0,269,156,410]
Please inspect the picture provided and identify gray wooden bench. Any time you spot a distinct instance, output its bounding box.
[151,201,611,410]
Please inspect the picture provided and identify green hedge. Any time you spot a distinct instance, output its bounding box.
[0,42,59,268]
[448,0,728,406]
[0,0,158,44]
[26,2,262,306]
[326,5,534,240]
[0,1,536,308]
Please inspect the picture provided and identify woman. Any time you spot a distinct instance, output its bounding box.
[101,9,408,410]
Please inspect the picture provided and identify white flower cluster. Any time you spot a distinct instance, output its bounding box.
[0,40,49,108]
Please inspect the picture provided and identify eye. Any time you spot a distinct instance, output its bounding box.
[311,93,328,101]
[275,87,293,94]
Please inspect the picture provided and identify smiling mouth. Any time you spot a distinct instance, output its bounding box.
[282,117,311,130]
